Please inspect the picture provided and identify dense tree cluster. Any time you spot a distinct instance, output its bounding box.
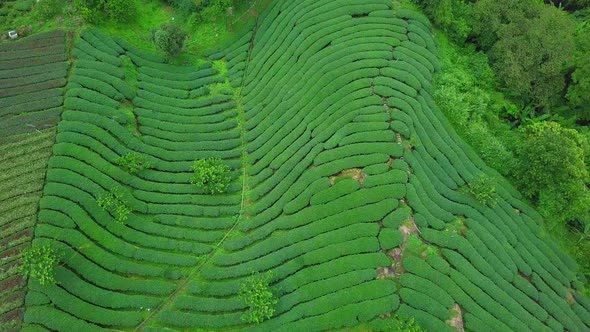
[414,0,589,115]
[515,122,590,223]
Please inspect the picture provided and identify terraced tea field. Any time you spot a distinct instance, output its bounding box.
[1,0,590,331]
[0,30,67,140]
[0,30,67,330]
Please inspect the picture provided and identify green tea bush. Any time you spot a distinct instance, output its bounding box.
[190,157,231,194]
[97,188,132,223]
[116,152,152,175]
[239,272,278,324]
[18,244,62,285]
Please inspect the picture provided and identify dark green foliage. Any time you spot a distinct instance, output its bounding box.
[18,244,62,285]
[567,24,590,121]
[116,152,152,175]
[470,0,576,110]
[568,0,590,9]
[97,188,133,223]
[191,157,232,194]
[515,121,590,223]
[472,0,542,51]
[411,0,472,43]
[152,23,188,58]
[239,272,278,324]
[489,6,575,109]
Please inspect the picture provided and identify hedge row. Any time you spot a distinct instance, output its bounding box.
[76,59,124,79]
[0,88,63,108]
[0,30,64,52]
[0,62,68,80]
[0,78,66,99]
[75,38,121,67]
[0,53,67,70]
[0,44,65,61]
[0,69,67,89]
[73,67,135,99]
[1,96,63,116]
[80,29,121,57]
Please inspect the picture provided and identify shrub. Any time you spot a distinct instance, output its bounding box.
[116,152,152,175]
[152,23,187,58]
[199,0,232,20]
[412,0,472,43]
[466,174,497,206]
[164,0,231,21]
[239,271,279,324]
[190,157,231,194]
[73,0,137,23]
[97,188,132,223]
[18,244,62,285]
[103,0,137,23]
[33,0,65,20]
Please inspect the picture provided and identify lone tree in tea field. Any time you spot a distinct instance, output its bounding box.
[239,272,279,324]
[191,157,231,194]
[18,244,62,285]
[116,152,152,175]
[152,23,188,58]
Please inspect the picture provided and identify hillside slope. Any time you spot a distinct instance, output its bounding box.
[212,1,590,331]
[18,0,590,331]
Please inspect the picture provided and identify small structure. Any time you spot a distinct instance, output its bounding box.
[8,30,18,39]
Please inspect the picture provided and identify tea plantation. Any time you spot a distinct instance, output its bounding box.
[0,29,67,328]
[1,0,590,331]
